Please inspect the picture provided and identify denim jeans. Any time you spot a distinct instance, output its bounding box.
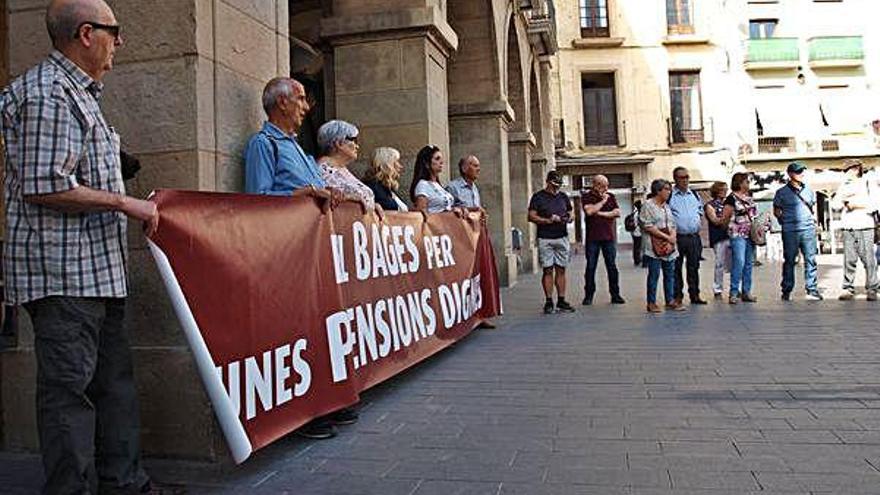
[646,256,676,304]
[729,237,754,296]
[583,240,621,300]
[781,228,818,294]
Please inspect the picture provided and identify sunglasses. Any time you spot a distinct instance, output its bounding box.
[75,21,122,40]
[345,136,358,144]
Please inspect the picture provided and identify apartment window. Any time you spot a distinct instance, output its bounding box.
[749,19,777,39]
[579,0,609,38]
[582,73,618,146]
[669,72,704,144]
[666,0,694,34]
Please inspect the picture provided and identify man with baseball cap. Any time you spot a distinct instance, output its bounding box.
[832,159,879,300]
[773,162,823,300]
[528,170,576,314]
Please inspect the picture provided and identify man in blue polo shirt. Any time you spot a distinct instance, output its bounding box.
[773,161,823,300]
[243,77,351,438]
[668,166,707,305]
[244,77,335,205]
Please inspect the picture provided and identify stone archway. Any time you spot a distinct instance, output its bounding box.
[447,0,518,285]
[506,18,535,275]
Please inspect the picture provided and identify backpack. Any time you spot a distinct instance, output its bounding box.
[624,212,636,232]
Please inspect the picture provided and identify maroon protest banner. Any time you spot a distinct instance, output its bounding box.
[147,190,501,463]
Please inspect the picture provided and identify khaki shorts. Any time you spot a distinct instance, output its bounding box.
[538,237,571,268]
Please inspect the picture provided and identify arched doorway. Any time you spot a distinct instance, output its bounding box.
[290,0,328,157]
[506,19,535,275]
[447,0,519,285]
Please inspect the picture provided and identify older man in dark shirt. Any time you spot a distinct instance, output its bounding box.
[581,175,625,305]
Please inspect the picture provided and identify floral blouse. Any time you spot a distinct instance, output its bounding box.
[320,162,375,210]
[723,193,757,239]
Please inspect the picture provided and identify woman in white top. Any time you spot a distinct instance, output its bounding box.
[409,145,459,214]
[316,120,382,217]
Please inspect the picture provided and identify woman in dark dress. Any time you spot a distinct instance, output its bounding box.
[364,147,408,211]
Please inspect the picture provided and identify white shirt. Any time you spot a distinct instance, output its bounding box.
[414,180,454,214]
[834,176,879,230]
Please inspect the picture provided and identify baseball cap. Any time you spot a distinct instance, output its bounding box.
[786,162,807,174]
[546,170,562,186]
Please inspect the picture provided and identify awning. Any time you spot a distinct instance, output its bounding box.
[820,88,872,134]
[754,88,824,138]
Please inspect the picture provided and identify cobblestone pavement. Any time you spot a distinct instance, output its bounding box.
[3,250,880,494]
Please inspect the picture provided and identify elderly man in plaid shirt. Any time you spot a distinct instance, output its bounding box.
[1,0,161,493]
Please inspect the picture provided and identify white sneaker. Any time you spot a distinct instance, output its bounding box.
[805,291,824,301]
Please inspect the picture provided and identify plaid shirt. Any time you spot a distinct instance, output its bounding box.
[1,51,127,304]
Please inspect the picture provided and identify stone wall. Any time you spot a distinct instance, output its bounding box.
[1,0,289,461]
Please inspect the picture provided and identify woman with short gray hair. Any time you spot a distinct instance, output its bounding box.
[316,120,382,216]
[640,179,683,313]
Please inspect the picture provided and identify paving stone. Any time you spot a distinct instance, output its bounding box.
[6,253,879,493]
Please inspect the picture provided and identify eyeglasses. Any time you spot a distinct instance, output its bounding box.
[75,22,122,41]
[345,136,358,144]
[674,175,690,180]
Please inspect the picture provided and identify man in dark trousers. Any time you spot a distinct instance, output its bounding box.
[668,166,708,305]
[0,1,161,492]
[581,175,625,305]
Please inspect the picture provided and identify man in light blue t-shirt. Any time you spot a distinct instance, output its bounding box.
[773,161,822,301]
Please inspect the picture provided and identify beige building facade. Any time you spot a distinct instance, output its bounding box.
[550,0,753,241]
[551,0,880,243]
[0,0,556,461]
[741,0,880,173]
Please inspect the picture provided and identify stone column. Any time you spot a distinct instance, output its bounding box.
[538,57,556,171]
[508,132,536,274]
[320,5,458,187]
[1,0,289,461]
[449,101,517,286]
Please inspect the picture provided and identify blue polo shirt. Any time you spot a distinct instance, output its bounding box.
[773,182,816,232]
[668,187,703,234]
[244,122,325,195]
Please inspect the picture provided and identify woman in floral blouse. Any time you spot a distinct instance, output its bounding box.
[720,172,766,304]
[317,120,383,217]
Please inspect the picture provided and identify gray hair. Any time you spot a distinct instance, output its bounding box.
[458,155,477,174]
[261,77,294,115]
[317,120,359,156]
[46,0,104,48]
[649,178,671,198]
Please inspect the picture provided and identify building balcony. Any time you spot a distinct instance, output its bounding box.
[808,36,864,68]
[745,38,799,71]
[743,135,879,163]
[526,0,557,56]
[667,118,714,147]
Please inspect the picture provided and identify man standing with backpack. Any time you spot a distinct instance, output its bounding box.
[773,162,823,301]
